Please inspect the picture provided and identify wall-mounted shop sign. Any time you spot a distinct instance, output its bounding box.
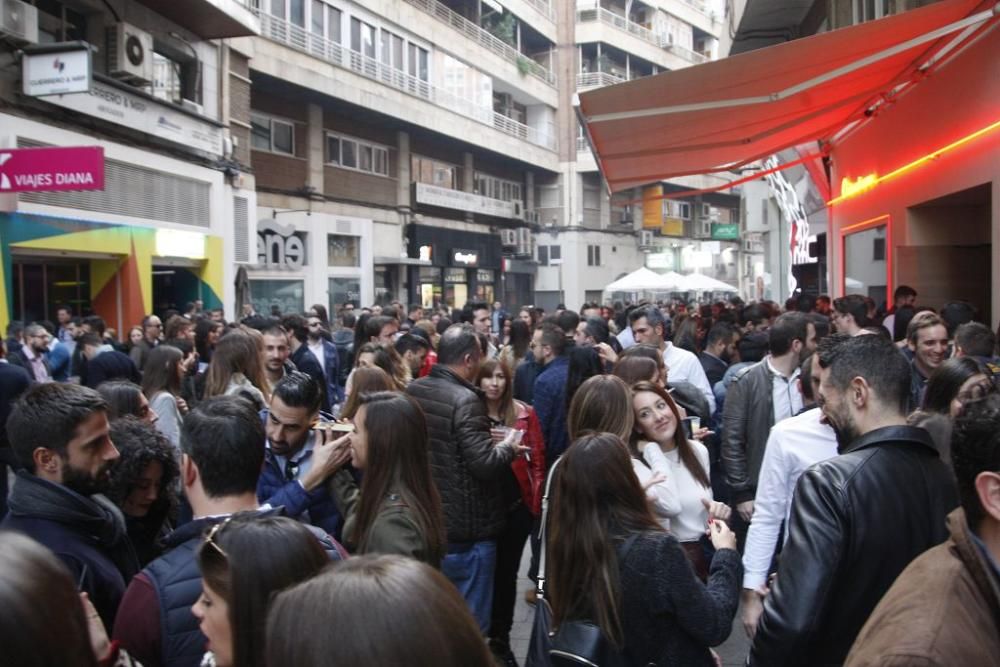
[0,146,104,193]
[711,223,740,240]
[45,77,224,155]
[257,220,306,270]
[414,182,515,218]
[451,248,479,267]
[22,42,92,96]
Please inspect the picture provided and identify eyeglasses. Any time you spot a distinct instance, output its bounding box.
[204,517,233,559]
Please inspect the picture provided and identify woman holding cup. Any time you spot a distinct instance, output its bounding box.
[477,358,545,665]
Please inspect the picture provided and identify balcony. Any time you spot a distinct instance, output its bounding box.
[577,5,659,45]
[576,71,625,90]
[135,0,259,38]
[403,0,556,86]
[255,12,556,151]
[664,41,709,64]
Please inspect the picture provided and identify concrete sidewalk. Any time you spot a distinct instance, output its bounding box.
[507,544,751,666]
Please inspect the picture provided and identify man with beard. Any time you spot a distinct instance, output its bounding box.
[8,322,53,382]
[700,322,739,387]
[394,333,430,380]
[722,312,817,532]
[2,383,138,629]
[748,334,958,666]
[257,371,349,540]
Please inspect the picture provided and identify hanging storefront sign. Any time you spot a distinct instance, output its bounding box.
[646,252,676,270]
[711,223,740,240]
[0,146,104,193]
[45,77,224,155]
[414,182,515,218]
[451,248,479,267]
[257,220,306,270]
[22,43,92,97]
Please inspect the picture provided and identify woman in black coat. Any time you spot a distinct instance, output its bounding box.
[546,433,741,666]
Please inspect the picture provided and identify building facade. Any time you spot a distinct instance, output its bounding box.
[0,0,258,333]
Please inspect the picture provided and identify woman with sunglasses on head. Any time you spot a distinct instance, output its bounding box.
[547,433,740,667]
[631,381,730,582]
[192,513,329,667]
[327,392,445,566]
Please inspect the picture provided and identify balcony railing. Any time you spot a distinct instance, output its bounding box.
[577,136,590,152]
[255,13,556,151]
[522,0,554,21]
[403,0,556,86]
[577,5,659,45]
[665,42,709,64]
[576,71,625,90]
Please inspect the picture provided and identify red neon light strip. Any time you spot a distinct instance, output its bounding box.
[828,118,1000,206]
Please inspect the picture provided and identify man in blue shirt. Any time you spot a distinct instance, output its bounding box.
[532,321,570,463]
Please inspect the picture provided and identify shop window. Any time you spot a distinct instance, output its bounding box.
[326,132,389,176]
[250,279,304,318]
[328,234,361,267]
[842,216,888,304]
[329,277,361,312]
[251,113,295,156]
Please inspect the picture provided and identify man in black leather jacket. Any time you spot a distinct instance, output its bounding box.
[749,334,958,666]
[407,323,524,634]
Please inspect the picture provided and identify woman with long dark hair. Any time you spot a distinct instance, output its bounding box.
[203,329,268,409]
[195,319,224,368]
[477,357,545,663]
[266,555,492,666]
[192,513,329,667]
[142,345,185,449]
[922,356,993,417]
[631,381,730,580]
[106,417,179,565]
[547,433,740,666]
[499,319,532,371]
[327,392,445,566]
[97,380,158,424]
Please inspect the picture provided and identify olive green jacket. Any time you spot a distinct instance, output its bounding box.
[328,469,439,567]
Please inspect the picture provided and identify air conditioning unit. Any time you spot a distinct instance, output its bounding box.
[516,227,535,257]
[638,230,654,249]
[500,229,518,249]
[699,221,713,238]
[0,0,38,45]
[660,33,674,48]
[107,22,154,86]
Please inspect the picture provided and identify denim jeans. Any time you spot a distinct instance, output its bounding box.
[442,539,497,635]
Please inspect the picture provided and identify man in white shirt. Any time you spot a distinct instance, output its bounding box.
[741,344,840,637]
[628,305,716,413]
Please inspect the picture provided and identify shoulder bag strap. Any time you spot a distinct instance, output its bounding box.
[536,456,562,599]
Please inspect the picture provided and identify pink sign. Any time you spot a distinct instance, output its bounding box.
[0,146,104,193]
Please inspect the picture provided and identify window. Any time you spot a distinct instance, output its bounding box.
[474,172,523,203]
[411,155,461,190]
[351,18,376,58]
[250,279,304,318]
[270,0,285,20]
[380,29,405,70]
[150,52,185,105]
[538,245,549,266]
[289,0,305,27]
[587,245,601,266]
[408,43,429,81]
[310,0,323,35]
[550,246,561,261]
[326,132,389,176]
[854,0,890,23]
[328,234,361,267]
[329,277,361,313]
[327,6,342,43]
[873,237,886,261]
[678,202,691,219]
[251,113,295,155]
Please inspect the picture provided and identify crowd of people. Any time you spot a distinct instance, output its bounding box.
[0,287,998,666]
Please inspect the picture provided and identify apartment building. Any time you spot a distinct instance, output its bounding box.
[532,0,740,311]
[238,0,560,314]
[0,0,258,332]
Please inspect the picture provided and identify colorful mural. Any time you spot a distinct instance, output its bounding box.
[0,212,223,333]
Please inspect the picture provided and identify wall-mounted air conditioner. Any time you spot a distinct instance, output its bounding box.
[500,229,518,248]
[638,230,654,248]
[0,0,37,44]
[516,227,535,257]
[107,22,154,86]
[699,221,713,238]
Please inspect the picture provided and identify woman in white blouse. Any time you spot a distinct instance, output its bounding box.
[630,380,731,581]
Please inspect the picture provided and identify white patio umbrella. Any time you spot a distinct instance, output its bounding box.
[681,272,739,292]
[605,267,677,292]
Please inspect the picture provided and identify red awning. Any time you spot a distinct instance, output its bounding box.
[578,0,999,192]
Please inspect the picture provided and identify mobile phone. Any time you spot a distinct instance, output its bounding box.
[313,420,355,433]
[681,417,696,440]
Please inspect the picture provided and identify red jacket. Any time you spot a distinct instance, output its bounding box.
[512,401,546,516]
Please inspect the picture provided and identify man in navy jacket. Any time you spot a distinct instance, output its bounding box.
[532,322,571,463]
[257,372,349,540]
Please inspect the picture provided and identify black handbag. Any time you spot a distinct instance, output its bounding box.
[526,458,638,667]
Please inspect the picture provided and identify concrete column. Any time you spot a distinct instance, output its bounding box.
[525,171,535,212]
[463,151,475,223]
[397,130,411,210]
[307,103,324,194]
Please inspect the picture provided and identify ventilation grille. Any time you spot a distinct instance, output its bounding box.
[233,196,250,263]
[17,138,212,227]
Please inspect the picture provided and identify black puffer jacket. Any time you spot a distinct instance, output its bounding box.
[407,365,515,543]
[749,425,958,666]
